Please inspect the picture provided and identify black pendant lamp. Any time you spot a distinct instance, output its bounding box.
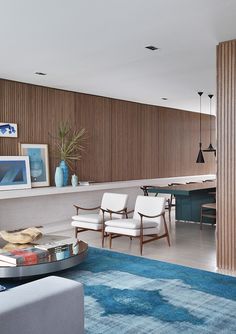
[196,91,205,163]
[203,94,216,155]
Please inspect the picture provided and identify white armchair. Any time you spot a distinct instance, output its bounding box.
[71,192,128,247]
[104,195,170,255]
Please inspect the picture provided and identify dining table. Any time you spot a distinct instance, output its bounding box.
[146,181,216,222]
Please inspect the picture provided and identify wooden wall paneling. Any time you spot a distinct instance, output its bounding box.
[217,39,236,271]
[0,80,77,185]
[181,111,194,176]
[75,93,112,182]
[158,107,180,177]
[157,107,167,177]
[139,105,159,179]
[111,100,142,181]
[189,111,199,175]
[0,78,216,185]
[45,87,76,184]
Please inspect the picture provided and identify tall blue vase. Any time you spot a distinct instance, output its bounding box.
[60,160,69,186]
[54,166,63,187]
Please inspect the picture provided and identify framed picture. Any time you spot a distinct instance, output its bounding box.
[19,144,50,187]
[0,123,18,138]
[0,156,31,190]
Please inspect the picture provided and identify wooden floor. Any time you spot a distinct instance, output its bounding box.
[46,211,236,277]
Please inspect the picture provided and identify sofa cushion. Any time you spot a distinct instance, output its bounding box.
[105,226,160,237]
[105,218,158,229]
[71,221,102,230]
[72,213,102,224]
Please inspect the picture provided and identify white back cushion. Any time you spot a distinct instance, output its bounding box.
[100,193,128,218]
[133,195,166,223]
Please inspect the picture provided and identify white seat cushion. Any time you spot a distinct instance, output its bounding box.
[71,221,102,230]
[72,214,102,224]
[105,218,158,229]
[105,226,159,237]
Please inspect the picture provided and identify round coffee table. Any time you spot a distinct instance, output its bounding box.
[0,239,88,279]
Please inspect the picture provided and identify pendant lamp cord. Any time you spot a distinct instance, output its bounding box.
[198,92,203,144]
[208,94,213,144]
[200,96,202,143]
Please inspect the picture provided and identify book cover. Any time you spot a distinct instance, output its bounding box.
[0,247,49,265]
[0,249,38,265]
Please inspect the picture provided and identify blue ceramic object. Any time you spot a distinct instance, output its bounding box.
[54,166,63,187]
[60,160,69,186]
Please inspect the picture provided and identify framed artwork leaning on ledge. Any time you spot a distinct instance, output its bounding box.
[19,143,50,187]
[0,156,31,190]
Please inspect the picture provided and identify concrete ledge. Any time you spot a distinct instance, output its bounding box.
[0,174,215,200]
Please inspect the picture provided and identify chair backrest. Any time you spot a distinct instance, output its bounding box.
[100,192,128,218]
[133,196,166,223]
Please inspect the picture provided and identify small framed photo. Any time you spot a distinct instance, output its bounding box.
[19,144,50,187]
[0,156,31,190]
[0,123,18,138]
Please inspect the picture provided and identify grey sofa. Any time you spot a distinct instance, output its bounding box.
[0,276,84,334]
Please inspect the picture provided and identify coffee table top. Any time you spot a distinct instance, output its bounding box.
[0,235,88,279]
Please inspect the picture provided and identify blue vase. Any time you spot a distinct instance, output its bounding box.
[60,160,69,186]
[55,167,63,187]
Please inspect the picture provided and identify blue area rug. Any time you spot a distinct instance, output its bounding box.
[2,247,236,333]
[62,248,236,333]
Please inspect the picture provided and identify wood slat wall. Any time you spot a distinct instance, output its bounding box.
[217,39,236,271]
[0,79,216,184]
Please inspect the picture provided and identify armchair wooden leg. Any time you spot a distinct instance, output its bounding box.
[102,232,105,248]
[163,214,171,247]
[167,199,171,223]
[109,233,112,249]
[75,227,78,238]
[140,237,143,256]
[169,206,171,223]
[200,207,203,230]
[166,232,171,247]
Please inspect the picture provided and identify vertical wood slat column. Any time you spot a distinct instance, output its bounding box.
[217,39,236,270]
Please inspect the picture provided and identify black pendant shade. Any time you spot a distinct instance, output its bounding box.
[196,92,205,163]
[196,143,205,163]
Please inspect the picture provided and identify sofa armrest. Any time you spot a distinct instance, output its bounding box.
[0,276,84,334]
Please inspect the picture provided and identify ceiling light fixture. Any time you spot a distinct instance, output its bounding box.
[145,45,159,51]
[35,72,47,76]
[196,91,205,163]
[203,94,216,156]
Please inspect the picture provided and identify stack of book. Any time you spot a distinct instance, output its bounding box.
[34,238,79,262]
[0,247,49,266]
[0,238,79,266]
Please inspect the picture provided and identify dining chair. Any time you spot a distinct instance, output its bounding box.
[200,202,216,230]
[104,195,170,255]
[71,192,128,247]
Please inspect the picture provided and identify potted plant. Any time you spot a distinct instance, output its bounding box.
[52,122,86,186]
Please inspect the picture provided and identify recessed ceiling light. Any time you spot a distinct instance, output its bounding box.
[145,45,159,51]
[161,97,168,100]
[35,72,47,76]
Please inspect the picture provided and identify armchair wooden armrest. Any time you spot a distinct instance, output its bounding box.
[101,208,133,219]
[138,211,165,219]
[73,205,101,215]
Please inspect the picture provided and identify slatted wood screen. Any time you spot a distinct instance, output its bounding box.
[0,79,216,184]
[217,39,236,270]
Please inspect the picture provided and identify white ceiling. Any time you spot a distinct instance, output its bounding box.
[0,0,236,114]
